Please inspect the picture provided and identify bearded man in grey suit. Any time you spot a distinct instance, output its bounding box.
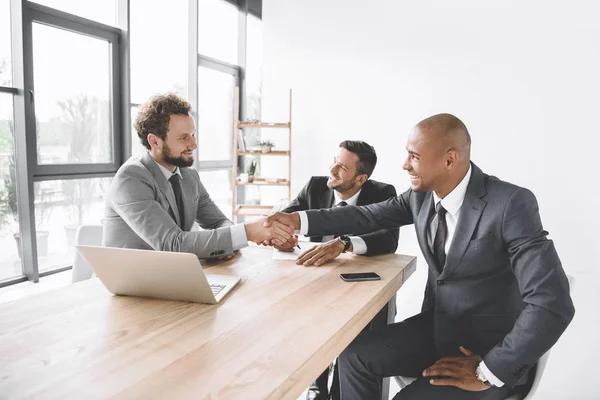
[265,113,575,400]
[103,93,294,257]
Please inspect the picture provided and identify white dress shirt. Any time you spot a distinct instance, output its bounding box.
[150,154,248,251]
[298,189,368,254]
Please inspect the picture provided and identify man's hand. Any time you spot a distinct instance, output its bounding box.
[264,212,301,232]
[273,235,298,252]
[245,217,295,246]
[217,250,240,261]
[423,346,490,391]
[296,238,346,266]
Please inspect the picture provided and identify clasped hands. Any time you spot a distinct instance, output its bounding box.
[245,212,344,266]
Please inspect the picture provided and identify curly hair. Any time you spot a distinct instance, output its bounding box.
[134,93,192,150]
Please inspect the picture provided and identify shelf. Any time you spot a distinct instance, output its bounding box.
[233,204,274,216]
[238,122,290,129]
[235,178,290,187]
[238,150,290,156]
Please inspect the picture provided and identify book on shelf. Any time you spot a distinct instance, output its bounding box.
[237,129,247,152]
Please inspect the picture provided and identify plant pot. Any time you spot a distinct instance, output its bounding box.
[239,173,249,183]
[64,224,80,249]
[13,230,50,258]
[261,146,272,153]
[248,175,255,183]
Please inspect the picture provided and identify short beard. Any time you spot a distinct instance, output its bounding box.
[328,177,356,193]
[163,143,193,168]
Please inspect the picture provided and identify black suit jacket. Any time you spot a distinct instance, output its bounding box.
[282,176,399,256]
[302,164,575,387]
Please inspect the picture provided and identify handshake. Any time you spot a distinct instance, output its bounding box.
[244,212,301,247]
[244,212,349,267]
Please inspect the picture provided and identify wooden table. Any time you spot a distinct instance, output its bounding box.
[0,246,416,400]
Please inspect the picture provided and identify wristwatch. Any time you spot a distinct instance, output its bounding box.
[475,365,494,388]
[338,235,352,253]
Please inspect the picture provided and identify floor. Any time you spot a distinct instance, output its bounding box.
[1,267,597,400]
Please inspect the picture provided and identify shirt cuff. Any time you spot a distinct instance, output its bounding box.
[230,223,249,251]
[298,211,309,235]
[349,236,367,255]
[479,361,504,387]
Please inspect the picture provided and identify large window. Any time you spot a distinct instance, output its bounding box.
[198,0,239,65]
[197,66,236,162]
[0,95,22,282]
[0,0,12,87]
[32,23,113,165]
[130,0,189,104]
[29,0,117,26]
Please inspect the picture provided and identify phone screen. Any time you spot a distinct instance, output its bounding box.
[340,272,381,281]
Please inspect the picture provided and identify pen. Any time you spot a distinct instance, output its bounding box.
[296,243,301,250]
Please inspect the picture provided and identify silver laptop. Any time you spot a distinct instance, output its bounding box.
[76,245,241,304]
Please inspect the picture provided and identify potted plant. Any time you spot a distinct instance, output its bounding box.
[247,159,257,182]
[257,139,274,153]
[1,122,52,258]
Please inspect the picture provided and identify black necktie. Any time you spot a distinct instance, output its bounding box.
[334,201,348,238]
[169,173,184,227]
[432,202,448,270]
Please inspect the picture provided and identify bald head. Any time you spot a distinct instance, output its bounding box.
[415,113,471,160]
[403,113,472,198]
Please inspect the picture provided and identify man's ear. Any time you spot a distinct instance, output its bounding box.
[147,133,160,149]
[356,174,368,187]
[446,150,458,168]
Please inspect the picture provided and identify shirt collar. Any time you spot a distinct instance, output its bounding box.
[334,188,362,206]
[149,152,182,180]
[432,165,472,216]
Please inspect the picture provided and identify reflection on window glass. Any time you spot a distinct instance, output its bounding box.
[130,0,188,104]
[197,67,235,161]
[32,23,113,165]
[0,0,12,87]
[198,0,239,64]
[30,0,117,26]
[0,95,23,281]
[33,177,111,273]
[198,169,232,220]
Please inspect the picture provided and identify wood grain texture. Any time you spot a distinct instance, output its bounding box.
[0,246,416,400]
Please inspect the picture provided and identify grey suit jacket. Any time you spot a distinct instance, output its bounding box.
[303,162,575,387]
[103,152,235,259]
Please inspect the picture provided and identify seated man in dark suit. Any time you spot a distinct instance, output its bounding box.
[280,140,399,400]
[267,114,575,400]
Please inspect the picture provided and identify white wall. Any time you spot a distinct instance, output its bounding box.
[261,1,600,398]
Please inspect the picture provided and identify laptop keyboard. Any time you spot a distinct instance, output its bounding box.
[210,284,226,296]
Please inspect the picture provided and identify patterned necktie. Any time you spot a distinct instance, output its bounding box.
[334,201,348,238]
[432,202,448,270]
[169,173,185,227]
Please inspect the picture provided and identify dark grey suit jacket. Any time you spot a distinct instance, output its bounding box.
[281,176,399,255]
[303,163,574,387]
[102,152,235,259]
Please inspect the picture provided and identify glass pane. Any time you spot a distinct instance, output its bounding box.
[130,0,188,104]
[0,0,11,87]
[34,177,111,273]
[0,95,23,281]
[197,67,234,162]
[198,0,239,65]
[30,0,117,26]
[245,14,262,120]
[198,170,232,220]
[32,23,112,165]
[130,105,147,158]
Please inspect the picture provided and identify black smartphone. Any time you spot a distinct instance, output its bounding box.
[340,272,381,282]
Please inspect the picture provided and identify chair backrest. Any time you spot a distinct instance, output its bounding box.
[71,225,103,283]
[509,273,574,400]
